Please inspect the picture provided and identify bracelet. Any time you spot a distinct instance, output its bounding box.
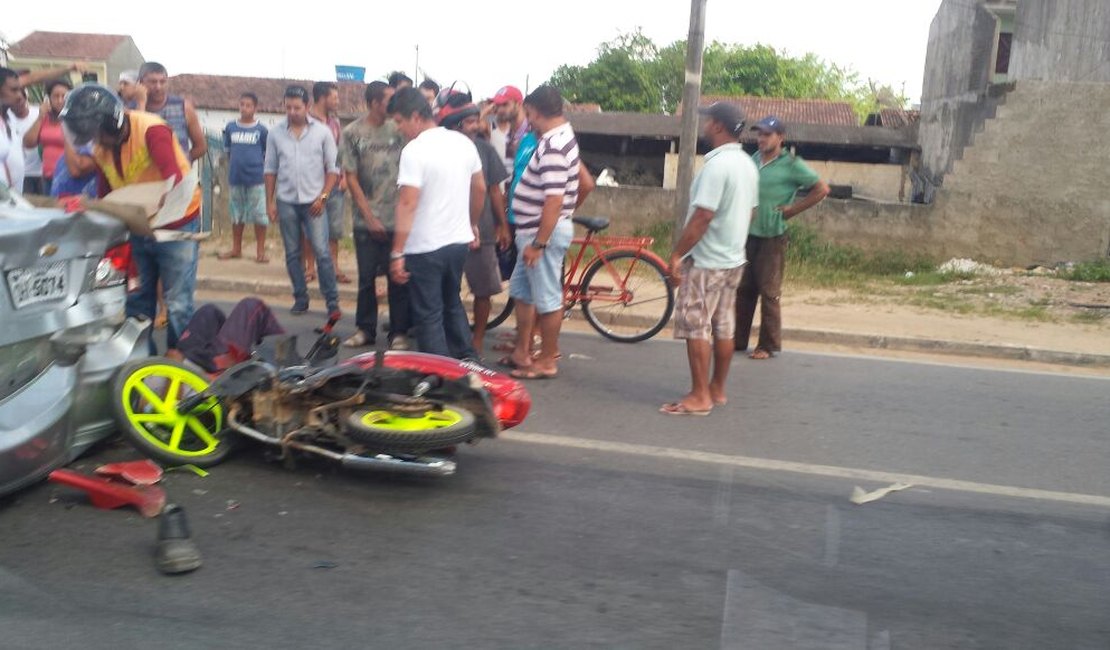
[531,239,548,250]
[389,251,405,261]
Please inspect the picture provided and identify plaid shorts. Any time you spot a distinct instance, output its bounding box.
[673,260,744,341]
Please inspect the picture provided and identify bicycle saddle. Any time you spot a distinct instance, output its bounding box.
[572,216,610,232]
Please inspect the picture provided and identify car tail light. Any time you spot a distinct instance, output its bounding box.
[95,243,132,290]
[493,385,532,430]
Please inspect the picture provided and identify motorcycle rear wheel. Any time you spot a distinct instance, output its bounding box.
[346,404,477,452]
[112,358,231,468]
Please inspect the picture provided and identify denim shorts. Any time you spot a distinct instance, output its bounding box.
[509,219,572,315]
[326,191,346,241]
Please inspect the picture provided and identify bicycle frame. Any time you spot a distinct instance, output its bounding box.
[563,230,669,309]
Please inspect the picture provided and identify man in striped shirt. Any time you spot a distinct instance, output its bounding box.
[505,86,586,380]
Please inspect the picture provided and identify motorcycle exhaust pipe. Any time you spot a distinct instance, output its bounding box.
[341,453,456,477]
[227,409,455,476]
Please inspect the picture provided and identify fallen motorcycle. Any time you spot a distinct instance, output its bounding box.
[111,316,531,477]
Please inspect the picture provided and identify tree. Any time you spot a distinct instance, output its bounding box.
[550,29,664,112]
[548,31,908,121]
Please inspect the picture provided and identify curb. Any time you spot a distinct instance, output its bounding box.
[197,276,360,303]
[782,328,1110,368]
[195,276,1110,369]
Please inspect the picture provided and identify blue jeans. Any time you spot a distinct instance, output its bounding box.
[277,200,339,311]
[405,243,476,359]
[127,218,199,353]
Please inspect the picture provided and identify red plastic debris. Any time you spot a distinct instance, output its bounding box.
[95,460,164,486]
[48,469,166,518]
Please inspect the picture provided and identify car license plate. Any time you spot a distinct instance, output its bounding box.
[7,262,68,308]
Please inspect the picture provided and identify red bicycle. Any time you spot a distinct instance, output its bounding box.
[467,216,675,343]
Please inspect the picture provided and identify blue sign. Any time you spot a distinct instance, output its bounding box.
[335,65,366,82]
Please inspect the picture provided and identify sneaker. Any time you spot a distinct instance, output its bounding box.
[389,335,411,351]
[290,303,309,315]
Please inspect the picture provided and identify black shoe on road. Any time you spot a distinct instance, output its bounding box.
[155,504,202,575]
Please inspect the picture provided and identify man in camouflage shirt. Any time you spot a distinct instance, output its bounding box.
[341,81,411,348]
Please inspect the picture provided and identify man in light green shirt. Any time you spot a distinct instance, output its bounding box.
[662,102,759,416]
[737,116,829,359]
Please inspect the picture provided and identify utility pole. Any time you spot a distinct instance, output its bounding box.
[414,45,420,81]
[673,0,708,241]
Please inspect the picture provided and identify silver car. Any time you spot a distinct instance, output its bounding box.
[0,184,149,496]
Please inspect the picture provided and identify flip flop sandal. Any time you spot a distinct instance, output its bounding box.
[659,402,712,416]
[510,367,559,380]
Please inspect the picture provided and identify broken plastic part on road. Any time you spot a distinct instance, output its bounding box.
[850,482,914,505]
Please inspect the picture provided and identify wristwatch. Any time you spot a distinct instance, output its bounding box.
[389,251,405,261]
[531,239,548,250]
[319,192,329,202]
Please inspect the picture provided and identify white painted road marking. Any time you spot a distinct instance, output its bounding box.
[502,431,1110,508]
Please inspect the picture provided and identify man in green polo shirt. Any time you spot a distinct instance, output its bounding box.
[736,116,829,359]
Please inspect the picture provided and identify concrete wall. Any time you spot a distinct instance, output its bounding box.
[798,81,1110,265]
[1010,0,1110,83]
[917,0,1001,195]
[196,109,285,137]
[576,186,678,236]
[662,153,906,202]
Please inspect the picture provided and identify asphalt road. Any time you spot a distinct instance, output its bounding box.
[2,307,1109,649]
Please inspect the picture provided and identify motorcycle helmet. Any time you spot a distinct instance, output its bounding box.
[435,81,479,130]
[59,83,125,146]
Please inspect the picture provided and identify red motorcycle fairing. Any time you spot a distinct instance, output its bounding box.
[344,352,532,430]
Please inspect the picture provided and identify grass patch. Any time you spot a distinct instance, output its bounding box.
[1071,311,1108,325]
[954,284,1023,296]
[983,304,1053,322]
[633,219,675,259]
[1060,259,1110,283]
[895,271,976,286]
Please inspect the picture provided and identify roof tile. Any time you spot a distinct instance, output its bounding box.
[9,31,129,61]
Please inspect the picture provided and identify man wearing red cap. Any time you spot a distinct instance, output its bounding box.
[492,85,529,164]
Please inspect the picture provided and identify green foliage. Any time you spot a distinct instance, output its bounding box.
[550,29,909,119]
[1060,259,1110,283]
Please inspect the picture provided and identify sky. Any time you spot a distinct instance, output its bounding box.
[2,0,943,104]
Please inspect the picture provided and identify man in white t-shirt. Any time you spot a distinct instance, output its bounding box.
[387,87,487,360]
[0,69,27,192]
[6,90,41,194]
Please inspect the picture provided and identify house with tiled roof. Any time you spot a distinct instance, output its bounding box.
[170,73,369,131]
[6,31,145,88]
[687,95,860,127]
[566,94,917,204]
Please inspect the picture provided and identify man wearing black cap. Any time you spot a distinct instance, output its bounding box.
[737,116,829,360]
[661,102,759,416]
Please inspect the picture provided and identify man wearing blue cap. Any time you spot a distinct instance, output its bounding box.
[737,116,829,359]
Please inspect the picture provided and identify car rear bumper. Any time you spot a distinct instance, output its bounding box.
[0,363,78,497]
[0,317,150,498]
[67,317,152,455]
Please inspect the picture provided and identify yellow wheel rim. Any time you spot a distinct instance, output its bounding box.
[120,364,224,457]
[359,408,463,432]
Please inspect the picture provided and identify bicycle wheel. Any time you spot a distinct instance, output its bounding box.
[580,251,674,343]
[463,274,515,331]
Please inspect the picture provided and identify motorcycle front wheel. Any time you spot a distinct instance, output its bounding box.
[346,404,477,452]
[112,358,232,468]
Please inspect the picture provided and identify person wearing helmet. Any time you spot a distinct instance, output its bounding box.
[438,88,511,354]
[60,83,203,353]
